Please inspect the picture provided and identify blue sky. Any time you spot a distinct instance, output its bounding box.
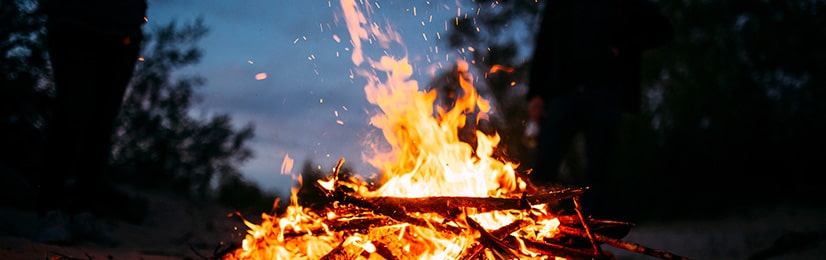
[145,0,476,196]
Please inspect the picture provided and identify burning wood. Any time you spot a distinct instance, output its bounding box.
[223,165,690,260]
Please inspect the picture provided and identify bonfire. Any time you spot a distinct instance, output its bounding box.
[223,1,688,259]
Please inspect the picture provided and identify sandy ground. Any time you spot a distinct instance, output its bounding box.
[0,190,249,260]
[610,203,826,260]
[1,188,825,260]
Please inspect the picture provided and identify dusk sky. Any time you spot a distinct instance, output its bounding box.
[145,0,492,196]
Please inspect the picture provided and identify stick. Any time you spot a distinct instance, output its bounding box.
[320,239,361,260]
[573,196,602,256]
[459,220,530,260]
[520,239,600,260]
[465,215,522,260]
[557,226,692,260]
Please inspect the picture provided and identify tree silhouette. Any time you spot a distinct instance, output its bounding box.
[111,18,256,199]
[0,1,262,203]
[445,0,826,219]
[445,0,546,176]
[0,0,50,178]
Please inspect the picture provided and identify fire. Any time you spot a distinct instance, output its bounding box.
[225,1,558,259]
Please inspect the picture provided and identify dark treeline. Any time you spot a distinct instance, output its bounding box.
[443,0,826,220]
[0,0,271,213]
[4,0,824,221]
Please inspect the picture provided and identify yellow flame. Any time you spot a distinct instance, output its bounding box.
[226,1,559,259]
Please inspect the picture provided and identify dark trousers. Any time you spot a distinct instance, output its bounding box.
[532,86,622,216]
[38,26,141,214]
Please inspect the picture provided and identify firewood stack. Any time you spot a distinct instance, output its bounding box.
[264,168,692,260]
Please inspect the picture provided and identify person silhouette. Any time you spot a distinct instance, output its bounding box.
[35,0,148,245]
[527,0,673,218]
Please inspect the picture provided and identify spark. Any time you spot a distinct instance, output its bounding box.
[255,73,267,80]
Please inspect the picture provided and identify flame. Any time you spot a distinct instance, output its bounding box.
[226,1,560,259]
[280,154,294,175]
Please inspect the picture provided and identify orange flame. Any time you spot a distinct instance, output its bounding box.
[226,1,560,259]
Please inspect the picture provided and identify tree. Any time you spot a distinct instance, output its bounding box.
[445,0,544,175]
[111,18,256,199]
[646,1,826,206]
[0,0,50,177]
[0,0,260,202]
[446,0,826,218]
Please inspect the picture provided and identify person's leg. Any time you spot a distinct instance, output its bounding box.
[40,27,97,215]
[39,27,141,245]
[76,33,140,190]
[532,94,579,186]
[581,87,622,218]
[37,27,101,244]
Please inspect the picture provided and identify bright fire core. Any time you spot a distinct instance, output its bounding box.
[225,1,561,259]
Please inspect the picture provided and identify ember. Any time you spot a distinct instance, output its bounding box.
[224,1,689,259]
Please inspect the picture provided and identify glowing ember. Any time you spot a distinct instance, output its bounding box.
[255,72,268,80]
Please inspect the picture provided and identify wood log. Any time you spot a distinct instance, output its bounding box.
[374,241,400,260]
[336,194,466,234]
[364,187,586,216]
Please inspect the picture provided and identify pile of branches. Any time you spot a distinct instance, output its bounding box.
[291,166,691,260]
[216,164,690,260]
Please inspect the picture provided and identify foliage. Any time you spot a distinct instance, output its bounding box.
[111,18,257,199]
[445,0,547,175]
[643,1,826,208]
[216,172,278,215]
[0,1,262,203]
[0,0,50,174]
[447,0,826,219]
